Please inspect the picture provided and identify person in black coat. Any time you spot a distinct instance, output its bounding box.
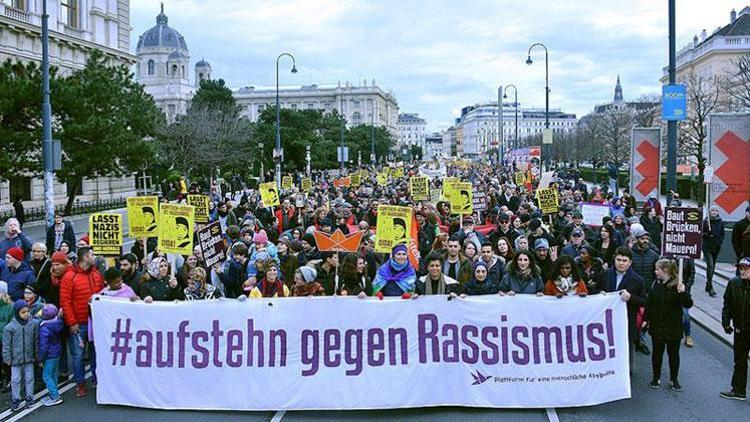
[45,212,77,254]
[720,257,750,401]
[597,246,646,372]
[644,259,693,392]
[702,206,724,296]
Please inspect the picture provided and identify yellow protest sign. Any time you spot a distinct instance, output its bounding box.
[259,182,281,207]
[374,205,412,253]
[514,171,526,186]
[448,182,473,215]
[282,176,293,191]
[359,170,368,182]
[410,176,429,201]
[126,196,159,238]
[393,167,404,178]
[536,188,559,215]
[88,213,123,256]
[377,172,388,186]
[187,194,210,223]
[301,178,312,193]
[158,203,195,255]
[350,172,361,187]
[441,177,458,201]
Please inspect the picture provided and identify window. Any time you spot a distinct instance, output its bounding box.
[11,0,25,9]
[352,112,361,125]
[307,103,315,109]
[171,65,177,76]
[8,177,31,201]
[291,104,298,111]
[147,60,154,75]
[60,0,78,28]
[199,72,204,81]
[181,66,185,78]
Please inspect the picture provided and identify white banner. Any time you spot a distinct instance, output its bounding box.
[91,294,630,411]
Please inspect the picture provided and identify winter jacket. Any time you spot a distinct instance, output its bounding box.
[630,244,660,291]
[639,215,663,249]
[140,276,182,301]
[38,317,64,361]
[499,262,544,294]
[415,274,460,295]
[575,256,606,294]
[722,276,750,331]
[597,267,646,341]
[731,217,750,259]
[6,261,36,301]
[0,301,13,338]
[463,276,501,296]
[45,221,77,254]
[223,257,249,299]
[0,234,33,263]
[644,278,693,341]
[59,263,104,327]
[2,318,38,365]
[702,216,725,255]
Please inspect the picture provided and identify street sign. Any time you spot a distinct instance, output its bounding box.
[337,146,349,163]
[662,207,702,259]
[542,128,553,144]
[661,84,687,121]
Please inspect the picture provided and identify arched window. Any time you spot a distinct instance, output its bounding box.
[171,64,177,76]
[199,72,204,81]
[147,59,154,75]
[181,66,185,77]
[352,112,361,125]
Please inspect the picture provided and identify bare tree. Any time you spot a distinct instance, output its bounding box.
[588,106,635,168]
[725,53,750,111]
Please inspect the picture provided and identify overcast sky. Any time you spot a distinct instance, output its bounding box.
[130,0,744,131]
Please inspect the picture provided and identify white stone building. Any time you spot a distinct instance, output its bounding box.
[0,0,138,209]
[396,113,426,149]
[135,6,399,135]
[454,103,577,158]
[423,132,444,160]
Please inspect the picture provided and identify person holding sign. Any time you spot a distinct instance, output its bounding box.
[644,259,693,392]
[372,244,416,297]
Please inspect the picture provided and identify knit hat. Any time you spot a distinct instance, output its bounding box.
[534,238,550,250]
[51,251,68,264]
[23,285,36,295]
[392,244,408,255]
[298,266,317,283]
[302,233,316,247]
[289,239,304,253]
[253,230,268,245]
[0,281,7,296]
[41,303,58,320]
[5,247,23,262]
[79,234,90,245]
[738,257,750,268]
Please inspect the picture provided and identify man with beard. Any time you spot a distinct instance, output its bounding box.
[215,201,238,233]
[488,212,521,247]
[118,253,144,297]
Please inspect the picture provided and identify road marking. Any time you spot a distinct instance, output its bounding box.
[270,410,286,422]
[545,407,559,422]
[0,369,91,421]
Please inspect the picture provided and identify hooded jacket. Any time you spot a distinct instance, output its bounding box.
[2,300,38,365]
[59,263,104,326]
[6,261,36,301]
[38,317,65,360]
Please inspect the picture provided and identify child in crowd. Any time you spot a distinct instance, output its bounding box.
[38,303,64,407]
[0,282,13,393]
[2,300,39,411]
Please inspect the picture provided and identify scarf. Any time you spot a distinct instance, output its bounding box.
[517,267,532,280]
[372,259,416,294]
[425,274,446,295]
[50,263,70,287]
[260,278,285,298]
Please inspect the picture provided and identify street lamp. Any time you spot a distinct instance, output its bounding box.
[526,42,549,169]
[503,84,519,150]
[258,142,265,182]
[276,52,297,189]
[305,145,311,177]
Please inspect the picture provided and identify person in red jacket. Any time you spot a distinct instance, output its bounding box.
[59,246,103,398]
[275,199,297,234]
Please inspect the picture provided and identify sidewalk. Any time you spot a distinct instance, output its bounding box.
[692,260,737,346]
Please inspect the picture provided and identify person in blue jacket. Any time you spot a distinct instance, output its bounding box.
[4,248,36,301]
[38,304,64,407]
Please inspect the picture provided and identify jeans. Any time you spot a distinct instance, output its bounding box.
[732,330,750,395]
[10,363,34,402]
[68,324,95,384]
[652,337,681,382]
[682,308,691,336]
[42,358,60,400]
[704,250,718,288]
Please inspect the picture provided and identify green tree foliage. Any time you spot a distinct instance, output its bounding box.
[54,50,164,213]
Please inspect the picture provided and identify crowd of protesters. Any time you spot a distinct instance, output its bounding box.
[1,159,750,411]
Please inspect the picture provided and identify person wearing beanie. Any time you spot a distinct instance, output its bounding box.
[0,281,12,392]
[4,247,36,301]
[2,299,38,410]
[22,285,45,320]
[248,261,289,298]
[38,303,64,407]
[372,244,416,297]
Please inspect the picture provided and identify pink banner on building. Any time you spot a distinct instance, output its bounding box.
[708,113,750,222]
[629,128,662,203]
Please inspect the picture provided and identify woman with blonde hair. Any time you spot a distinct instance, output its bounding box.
[644,258,693,392]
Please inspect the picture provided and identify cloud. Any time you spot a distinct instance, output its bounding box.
[130,0,741,131]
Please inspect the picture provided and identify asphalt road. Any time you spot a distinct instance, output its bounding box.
[1,321,743,422]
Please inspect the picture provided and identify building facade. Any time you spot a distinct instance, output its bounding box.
[0,0,138,208]
[660,6,750,99]
[423,132,444,160]
[135,6,398,135]
[452,102,577,158]
[396,113,427,149]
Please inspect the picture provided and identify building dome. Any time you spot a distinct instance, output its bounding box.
[168,50,189,60]
[196,59,211,68]
[136,5,188,53]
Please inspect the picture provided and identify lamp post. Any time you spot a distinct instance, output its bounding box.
[526,43,549,170]
[305,145,311,177]
[370,112,376,163]
[275,52,297,189]
[503,84,519,150]
[497,86,503,164]
[258,142,265,182]
[41,0,55,225]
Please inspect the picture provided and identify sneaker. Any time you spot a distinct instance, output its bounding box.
[708,289,717,297]
[649,379,660,389]
[42,396,63,407]
[10,400,21,411]
[636,343,652,355]
[685,336,694,348]
[24,395,33,409]
[75,383,87,397]
[720,390,747,401]
[669,380,682,392]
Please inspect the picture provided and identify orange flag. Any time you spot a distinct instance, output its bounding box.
[407,211,420,270]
